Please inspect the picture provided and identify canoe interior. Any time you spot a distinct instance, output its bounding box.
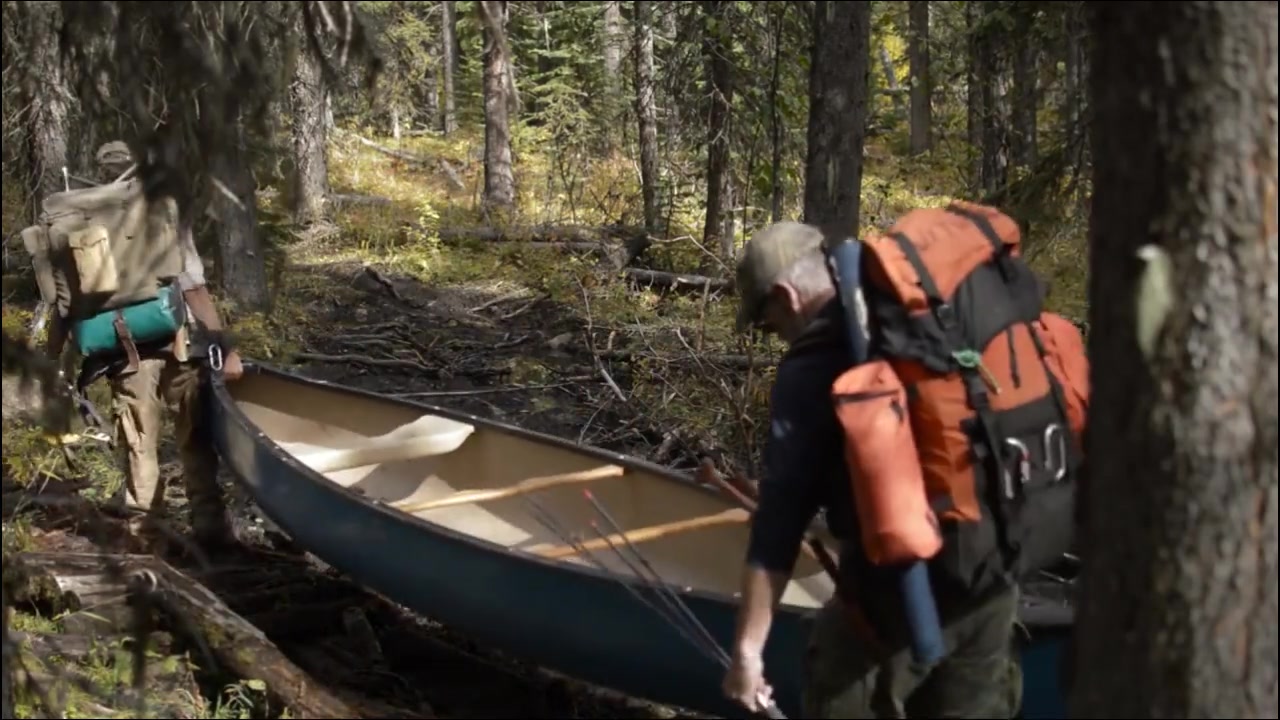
[227,371,838,609]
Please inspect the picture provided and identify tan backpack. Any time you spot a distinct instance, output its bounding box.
[22,178,185,323]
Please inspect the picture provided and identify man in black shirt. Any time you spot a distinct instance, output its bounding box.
[721,222,1022,718]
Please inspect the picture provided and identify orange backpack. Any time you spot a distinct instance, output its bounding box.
[831,201,1088,595]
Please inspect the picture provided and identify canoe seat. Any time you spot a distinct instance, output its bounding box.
[279,414,476,474]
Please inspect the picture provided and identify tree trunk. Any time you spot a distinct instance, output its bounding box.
[907,0,932,155]
[290,27,330,225]
[603,1,624,80]
[1011,3,1038,171]
[2,572,13,720]
[965,1,984,193]
[701,0,734,259]
[878,45,906,118]
[978,2,1008,195]
[1073,2,1278,717]
[479,0,515,212]
[634,0,659,233]
[441,0,459,135]
[423,35,440,131]
[803,0,871,238]
[213,122,271,312]
[769,2,785,222]
[21,0,69,213]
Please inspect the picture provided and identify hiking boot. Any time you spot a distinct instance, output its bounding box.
[192,514,240,554]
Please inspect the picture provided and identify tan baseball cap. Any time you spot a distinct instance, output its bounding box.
[734,221,826,332]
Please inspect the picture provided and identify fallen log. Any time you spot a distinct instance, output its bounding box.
[621,268,733,293]
[336,130,465,190]
[427,223,653,269]
[11,551,366,719]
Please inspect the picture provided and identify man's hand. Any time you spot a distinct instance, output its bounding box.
[221,350,244,381]
[722,648,773,713]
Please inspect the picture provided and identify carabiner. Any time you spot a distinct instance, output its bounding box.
[1002,437,1031,499]
[209,343,224,373]
[1043,424,1067,482]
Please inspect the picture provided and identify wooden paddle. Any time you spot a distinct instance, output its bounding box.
[533,507,751,560]
[393,464,626,514]
[695,458,886,658]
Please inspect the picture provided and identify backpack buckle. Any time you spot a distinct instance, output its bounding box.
[1002,437,1031,499]
[1043,424,1068,482]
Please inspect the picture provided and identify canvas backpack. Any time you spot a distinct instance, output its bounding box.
[830,200,1089,597]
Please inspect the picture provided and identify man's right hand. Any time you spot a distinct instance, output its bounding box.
[723,648,773,713]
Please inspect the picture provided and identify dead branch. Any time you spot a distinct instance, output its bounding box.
[10,551,383,719]
[622,268,733,294]
[295,352,440,376]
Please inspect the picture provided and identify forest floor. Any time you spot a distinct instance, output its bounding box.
[1,125,1090,718]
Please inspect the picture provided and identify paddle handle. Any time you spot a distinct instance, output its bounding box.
[535,507,750,559]
[828,239,947,668]
[396,464,625,514]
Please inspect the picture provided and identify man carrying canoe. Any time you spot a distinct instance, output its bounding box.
[33,141,246,551]
[722,208,1089,718]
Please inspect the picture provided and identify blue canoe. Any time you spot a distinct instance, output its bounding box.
[206,363,1073,719]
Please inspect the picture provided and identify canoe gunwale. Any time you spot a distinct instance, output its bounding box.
[208,361,810,614]
[209,362,1076,629]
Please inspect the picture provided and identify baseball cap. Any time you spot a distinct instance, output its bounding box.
[734,221,826,332]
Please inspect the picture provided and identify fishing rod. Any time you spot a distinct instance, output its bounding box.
[523,495,729,670]
[525,494,786,719]
[579,490,787,720]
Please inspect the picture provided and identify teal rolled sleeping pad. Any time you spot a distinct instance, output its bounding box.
[71,284,185,358]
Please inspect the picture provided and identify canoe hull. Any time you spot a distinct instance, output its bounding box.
[206,365,1070,719]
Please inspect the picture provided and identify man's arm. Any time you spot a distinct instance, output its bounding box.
[731,380,826,659]
[44,311,68,359]
[182,284,225,333]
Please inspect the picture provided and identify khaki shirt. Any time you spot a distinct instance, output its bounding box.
[175,225,207,291]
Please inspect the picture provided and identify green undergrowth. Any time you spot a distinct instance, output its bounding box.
[264,124,1089,463]
[8,606,276,719]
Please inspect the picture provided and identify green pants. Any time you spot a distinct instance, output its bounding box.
[802,583,1023,719]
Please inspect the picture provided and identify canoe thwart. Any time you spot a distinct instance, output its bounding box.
[392,464,626,514]
[281,414,476,474]
[531,507,751,560]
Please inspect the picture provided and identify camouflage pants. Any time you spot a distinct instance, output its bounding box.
[802,583,1023,719]
[109,355,227,536]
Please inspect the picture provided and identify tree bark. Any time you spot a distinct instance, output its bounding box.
[423,32,440,130]
[803,0,871,238]
[701,0,734,259]
[213,121,271,312]
[441,0,459,135]
[907,0,932,155]
[2,571,13,720]
[769,2,785,222]
[634,0,659,234]
[878,45,906,118]
[479,0,515,212]
[603,1,624,80]
[1011,2,1038,171]
[965,1,983,192]
[977,2,1007,195]
[1073,2,1278,717]
[21,0,69,214]
[290,26,330,225]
